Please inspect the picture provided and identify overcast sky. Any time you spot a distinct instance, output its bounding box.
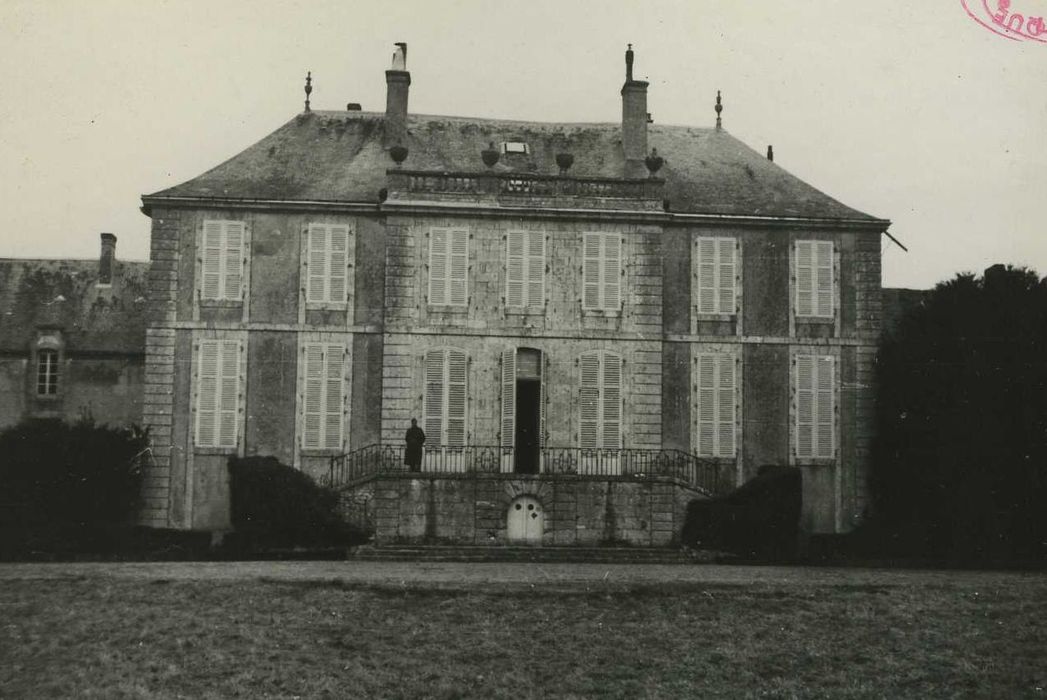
[1,1,1044,289]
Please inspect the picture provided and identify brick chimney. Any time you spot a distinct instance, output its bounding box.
[99,233,116,285]
[621,44,649,179]
[385,42,410,146]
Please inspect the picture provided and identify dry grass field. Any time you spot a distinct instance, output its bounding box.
[1,563,1045,698]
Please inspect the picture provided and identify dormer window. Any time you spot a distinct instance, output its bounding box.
[502,142,530,155]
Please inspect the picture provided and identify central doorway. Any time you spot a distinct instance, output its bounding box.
[502,348,543,474]
[515,379,541,474]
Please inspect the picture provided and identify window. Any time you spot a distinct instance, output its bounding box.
[582,233,621,312]
[502,142,529,154]
[428,228,468,306]
[301,342,347,451]
[696,237,737,315]
[795,240,834,318]
[579,351,622,449]
[37,349,59,396]
[201,220,246,301]
[195,338,242,449]
[506,231,545,309]
[696,352,736,457]
[795,354,835,459]
[424,348,468,446]
[305,224,351,307]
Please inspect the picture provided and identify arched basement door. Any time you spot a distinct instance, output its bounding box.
[507,495,544,544]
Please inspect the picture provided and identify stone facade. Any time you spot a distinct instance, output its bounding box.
[137,46,890,539]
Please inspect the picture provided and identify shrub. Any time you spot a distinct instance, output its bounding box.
[227,456,366,549]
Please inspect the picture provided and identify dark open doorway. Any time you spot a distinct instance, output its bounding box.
[515,379,541,474]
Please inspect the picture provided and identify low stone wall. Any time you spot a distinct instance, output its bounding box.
[339,474,708,547]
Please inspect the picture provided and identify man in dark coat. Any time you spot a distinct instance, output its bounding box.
[404,418,425,472]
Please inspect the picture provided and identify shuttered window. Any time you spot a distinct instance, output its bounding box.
[696,352,736,457]
[195,339,242,448]
[505,231,545,309]
[201,221,246,301]
[582,233,622,312]
[579,351,623,450]
[305,224,351,306]
[696,237,738,315]
[795,354,835,459]
[500,349,516,448]
[429,228,469,306]
[301,342,346,451]
[795,240,834,318]
[423,348,468,446]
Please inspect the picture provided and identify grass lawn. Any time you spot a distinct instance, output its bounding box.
[1,569,1045,698]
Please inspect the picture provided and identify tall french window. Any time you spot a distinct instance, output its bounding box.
[695,352,736,457]
[578,351,623,449]
[795,354,835,459]
[301,342,347,450]
[424,348,468,446]
[195,338,242,448]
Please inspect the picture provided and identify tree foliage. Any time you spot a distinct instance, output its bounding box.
[873,266,1047,561]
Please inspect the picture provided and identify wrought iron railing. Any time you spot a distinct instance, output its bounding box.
[327,444,726,496]
[386,170,665,201]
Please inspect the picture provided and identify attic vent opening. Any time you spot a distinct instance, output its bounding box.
[502,142,530,155]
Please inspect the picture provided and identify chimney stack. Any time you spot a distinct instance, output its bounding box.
[385,42,410,146]
[99,233,116,285]
[621,44,649,179]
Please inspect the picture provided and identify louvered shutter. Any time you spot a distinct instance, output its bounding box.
[423,349,444,441]
[201,222,223,300]
[223,223,244,301]
[328,227,349,304]
[506,232,525,307]
[796,354,815,458]
[696,238,716,315]
[500,349,516,448]
[217,340,240,447]
[815,355,834,458]
[696,354,716,456]
[196,341,220,446]
[603,236,621,310]
[446,350,467,446]
[582,234,601,310]
[602,353,622,449]
[429,230,448,305]
[717,239,736,314]
[579,352,600,448]
[540,353,547,449]
[796,241,814,317]
[307,226,327,303]
[324,345,346,450]
[449,230,468,306]
[303,344,324,449]
[717,355,736,456]
[527,232,544,308]
[815,241,833,317]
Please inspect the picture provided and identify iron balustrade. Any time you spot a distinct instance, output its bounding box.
[327,444,726,496]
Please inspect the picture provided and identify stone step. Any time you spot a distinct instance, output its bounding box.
[349,545,709,564]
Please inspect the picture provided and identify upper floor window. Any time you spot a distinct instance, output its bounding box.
[301,341,347,451]
[795,353,835,460]
[428,228,468,306]
[195,337,243,449]
[795,240,835,318]
[424,348,468,446]
[695,351,736,458]
[506,230,545,310]
[579,350,622,450]
[582,233,621,312]
[201,220,246,302]
[37,349,59,396]
[305,224,351,308]
[695,237,738,316]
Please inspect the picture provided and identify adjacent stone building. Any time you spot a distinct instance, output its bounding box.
[137,46,889,542]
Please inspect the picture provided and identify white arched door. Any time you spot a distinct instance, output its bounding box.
[507,496,544,544]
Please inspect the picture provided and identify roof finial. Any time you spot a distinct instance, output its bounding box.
[767,145,774,162]
[304,71,312,112]
[625,43,634,81]
[715,90,723,130]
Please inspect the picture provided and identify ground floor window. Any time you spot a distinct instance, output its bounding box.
[36,349,59,396]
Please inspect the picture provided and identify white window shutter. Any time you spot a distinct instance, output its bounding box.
[602,353,622,449]
[223,223,244,301]
[696,238,716,315]
[506,232,525,307]
[201,222,223,301]
[423,349,444,442]
[579,352,600,448]
[449,230,468,306]
[500,348,516,448]
[815,241,834,317]
[815,355,835,458]
[603,236,621,310]
[324,345,345,450]
[717,354,736,457]
[328,227,349,304]
[526,231,544,308]
[540,353,547,448]
[696,354,716,456]
[796,241,814,317]
[217,339,240,447]
[446,350,467,446]
[717,239,736,315]
[307,226,327,303]
[303,344,324,449]
[796,354,815,458]
[429,230,448,305]
[196,341,220,446]
[582,234,601,310]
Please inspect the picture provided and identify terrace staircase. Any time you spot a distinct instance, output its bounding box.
[348,544,714,564]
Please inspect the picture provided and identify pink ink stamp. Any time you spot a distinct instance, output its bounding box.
[962,0,1047,41]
